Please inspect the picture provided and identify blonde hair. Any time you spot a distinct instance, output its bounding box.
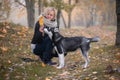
[43,7,56,20]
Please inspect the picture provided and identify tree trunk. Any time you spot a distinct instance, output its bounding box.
[68,11,71,28]
[61,11,67,28]
[38,0,43,15]
[57,9,61,28]
[25,0,35,28]
[89,5,96,26]
[68,0,71,28]
[116,0,120,47]
[38,0,41,15]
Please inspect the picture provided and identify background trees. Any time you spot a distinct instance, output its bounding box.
[116,0,120,47]
[15,0,35,28]
[0,0,11,21]
[25,0,35,28]
[1,0,117,46]
[12,0,116,28]
[74,0,116,27]
[0,1,119,79]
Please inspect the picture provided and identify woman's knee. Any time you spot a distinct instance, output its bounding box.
[31,44,36,53]
[31,44,43,56]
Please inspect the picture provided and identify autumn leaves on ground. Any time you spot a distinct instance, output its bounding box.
[0,22,120,80]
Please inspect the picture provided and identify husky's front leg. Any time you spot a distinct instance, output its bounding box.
[57,53,65,69]
[54,46,65,69]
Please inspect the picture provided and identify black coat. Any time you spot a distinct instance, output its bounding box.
[31,21,48,44]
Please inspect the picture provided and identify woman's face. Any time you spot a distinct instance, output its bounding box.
[46,10,55,20]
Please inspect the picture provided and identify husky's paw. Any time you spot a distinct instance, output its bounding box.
[82,64,88,69]
[56,65,64,69]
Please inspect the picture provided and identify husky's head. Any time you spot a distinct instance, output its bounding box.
[44,27,59,39]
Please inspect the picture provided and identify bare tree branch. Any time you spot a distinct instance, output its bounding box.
[15,0,26,7]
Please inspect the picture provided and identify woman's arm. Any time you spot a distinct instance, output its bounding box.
[31,21,43,44]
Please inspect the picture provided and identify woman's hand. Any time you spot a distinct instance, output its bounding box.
[39,26,44,33]
[39,26,44,36]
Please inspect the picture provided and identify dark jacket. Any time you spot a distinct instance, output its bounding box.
[31,21,48,44]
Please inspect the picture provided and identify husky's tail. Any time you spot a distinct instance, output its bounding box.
[89,36,100,42]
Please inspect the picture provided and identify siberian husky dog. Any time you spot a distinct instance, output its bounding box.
[44,27,100,69]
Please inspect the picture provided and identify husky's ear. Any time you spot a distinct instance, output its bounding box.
[54,28,59,32]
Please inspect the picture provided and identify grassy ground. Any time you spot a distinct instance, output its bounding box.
[0,22,120,80]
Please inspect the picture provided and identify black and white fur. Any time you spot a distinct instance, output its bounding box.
[44,27,100,69]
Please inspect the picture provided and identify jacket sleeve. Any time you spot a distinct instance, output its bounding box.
[31,21,43,44]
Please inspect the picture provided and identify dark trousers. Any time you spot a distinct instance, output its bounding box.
[33,37,53,64]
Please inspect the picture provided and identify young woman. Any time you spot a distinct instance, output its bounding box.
[31,7,58,66]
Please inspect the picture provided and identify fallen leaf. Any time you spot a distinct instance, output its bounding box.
[105,59,109,61]
[0,47,8,52]
[0,34,5,38]
[84,77,90,80]
[17,32,23,35]
[45,77,51,80]
[93,77,98,80]
[22,27,28,32]
[41,62,46,67]
[35,74,37,77]
[59,71,70,76]
[113,59,119,63]
[8,60,11,64]
[115,52,120,59]
[92,71,98,75]
[109,76,116,80]
[15,76,21,79]
[11,34,16,37]
[2,28,7,34]
[6,25,10,29]
[88,74,92,77]
[94,46,99,49]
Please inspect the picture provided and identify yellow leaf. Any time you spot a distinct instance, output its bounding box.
[11,34,16,37]
[41,62,46,67]
[113,59,119,63]
[6,26,10,29]
[45,77,51,80]
[85,77,90,80]
[23,34,26,37]
[39,16,44,26]
[100,49,103,52]
[92,71,98,74]
[2,28,7,34]
[0,47,8,52]
[115,52,120,59]
[59,71,70,76]
[22,27,28,32]
[8,60,11,64]
[17,32,25,36]
[0,34,5,38]
[17,32,21,35]
[109,76,116,80]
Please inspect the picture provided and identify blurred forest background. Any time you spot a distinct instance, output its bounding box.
[0,0,116,28]
[1,0,120,80]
